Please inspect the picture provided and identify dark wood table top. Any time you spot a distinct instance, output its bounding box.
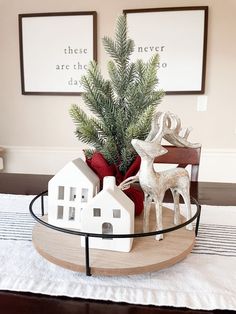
[0,172,235,314]
[0,172,235,206]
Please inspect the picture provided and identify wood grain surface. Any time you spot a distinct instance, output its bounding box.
[33,206,195,276]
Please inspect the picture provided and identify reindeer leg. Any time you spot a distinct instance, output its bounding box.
[180,189,193,231]
[170,188,180,225]
[154,197,164,241]
[143,193,152,233]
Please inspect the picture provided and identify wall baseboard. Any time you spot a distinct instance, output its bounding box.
[2,146,236,183]
[2,146,83,176]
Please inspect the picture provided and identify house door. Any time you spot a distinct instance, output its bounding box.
[102,222,113,239]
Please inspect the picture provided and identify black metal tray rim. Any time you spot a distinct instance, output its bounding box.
[29,191,201,239]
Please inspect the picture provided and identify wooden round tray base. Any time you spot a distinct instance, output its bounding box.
[32,206,195,276]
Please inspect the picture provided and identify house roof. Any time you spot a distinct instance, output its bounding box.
[88,185,134,213]
[49,158,100,185]
[71,158,100,184]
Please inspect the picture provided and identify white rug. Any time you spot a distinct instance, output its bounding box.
[0,193,236,311]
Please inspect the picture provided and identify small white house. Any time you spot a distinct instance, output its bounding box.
[81,176,135,252]
[48,158,100,229]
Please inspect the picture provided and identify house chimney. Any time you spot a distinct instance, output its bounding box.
[103,176,116,191]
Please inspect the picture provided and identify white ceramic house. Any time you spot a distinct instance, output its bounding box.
[81,176,135,252]
[48,158,100,229]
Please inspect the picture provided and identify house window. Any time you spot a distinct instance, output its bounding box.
[58,186,64,200]
[113,209,121,218]
[69,187,76,201]
[81,188,88,202]
[102,222,113,240]
[93,208,101,217]
[69,207,75,220]
[57,206,64,219]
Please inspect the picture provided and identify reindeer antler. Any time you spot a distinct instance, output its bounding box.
[119,111,201,192]
[146,111,201,148]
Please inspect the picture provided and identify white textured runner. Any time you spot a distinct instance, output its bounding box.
[0,193,236,310]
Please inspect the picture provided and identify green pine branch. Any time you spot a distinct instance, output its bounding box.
[70,14,164,174]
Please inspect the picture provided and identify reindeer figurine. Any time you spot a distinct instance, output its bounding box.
[119,111,199,240]
[130,139,193,240]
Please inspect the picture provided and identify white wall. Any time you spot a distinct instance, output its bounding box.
[0,0,236,182]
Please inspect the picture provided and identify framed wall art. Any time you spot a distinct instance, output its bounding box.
[19,11,97,95]
[124,7,208,94]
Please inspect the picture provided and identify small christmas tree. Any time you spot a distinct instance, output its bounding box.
[70,15,164,175]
